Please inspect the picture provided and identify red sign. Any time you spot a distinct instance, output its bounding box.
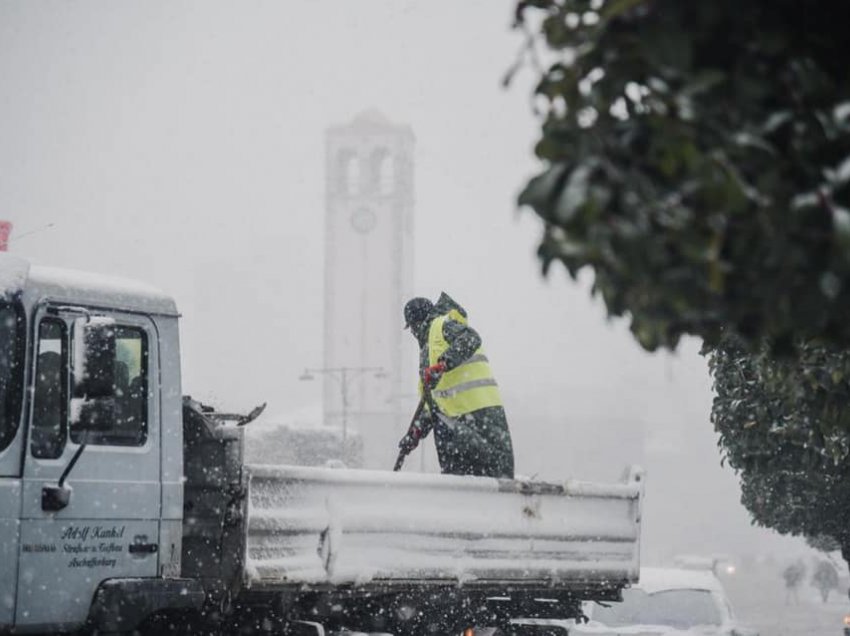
[0,221,11,252]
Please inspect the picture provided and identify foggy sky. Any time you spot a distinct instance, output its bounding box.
[0,1,817,564]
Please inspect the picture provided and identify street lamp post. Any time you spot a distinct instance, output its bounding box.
[299,366,388,452]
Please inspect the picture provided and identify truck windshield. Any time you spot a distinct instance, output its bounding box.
[0,302,24,452]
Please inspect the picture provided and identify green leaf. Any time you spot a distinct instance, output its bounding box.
[831,155,850,185]
[601,0,647,21]
[518,164,569,218]
[732,132,777,156]
[553,161,597,223]
[542,15,572,49]
[832,206,850,250]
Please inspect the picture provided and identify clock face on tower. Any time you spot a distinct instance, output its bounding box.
[350,207,377,234]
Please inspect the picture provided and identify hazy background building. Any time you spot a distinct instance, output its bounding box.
[322,111,415,468]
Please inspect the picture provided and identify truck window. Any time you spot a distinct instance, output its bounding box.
[30,319,67,459]
[70,325,149,447]
[0,303,24,452]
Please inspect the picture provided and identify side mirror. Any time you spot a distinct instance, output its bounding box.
[42,484,72,511]
[72,316,116,399]
[71,397,117,432]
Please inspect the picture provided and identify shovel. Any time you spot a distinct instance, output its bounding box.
[393,383,458,471]
[393,397,426,471]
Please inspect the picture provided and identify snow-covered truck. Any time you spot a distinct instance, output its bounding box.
[0,254,643,635]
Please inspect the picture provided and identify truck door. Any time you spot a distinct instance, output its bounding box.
[15,307,162,631]
[0,301,26,628]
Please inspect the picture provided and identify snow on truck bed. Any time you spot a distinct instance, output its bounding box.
[244,464,642,590]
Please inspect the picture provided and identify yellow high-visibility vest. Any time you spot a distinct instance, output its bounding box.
[421,314,503,417]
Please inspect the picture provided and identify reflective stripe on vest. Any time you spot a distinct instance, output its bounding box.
[425,315,503,417]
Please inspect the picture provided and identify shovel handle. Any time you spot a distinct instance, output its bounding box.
[393,397,426,471]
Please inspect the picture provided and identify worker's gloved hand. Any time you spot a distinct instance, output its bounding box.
[422,361,447,388]
[398,430,420,454]
[398,417,432,453]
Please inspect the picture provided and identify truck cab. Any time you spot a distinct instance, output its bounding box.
[0,254,187,633]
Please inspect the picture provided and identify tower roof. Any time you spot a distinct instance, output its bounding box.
[326,110,415,139]
[352,109,391,127]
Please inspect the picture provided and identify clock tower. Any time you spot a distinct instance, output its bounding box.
[324,111,415,467]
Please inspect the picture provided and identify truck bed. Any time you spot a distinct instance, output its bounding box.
[244,464,642,596]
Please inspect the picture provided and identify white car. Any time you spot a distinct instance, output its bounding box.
[512,567,758,636]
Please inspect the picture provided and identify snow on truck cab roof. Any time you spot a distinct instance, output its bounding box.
[1,253,178,316]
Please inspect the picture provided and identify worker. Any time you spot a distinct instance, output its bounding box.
[400,294,514,478]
